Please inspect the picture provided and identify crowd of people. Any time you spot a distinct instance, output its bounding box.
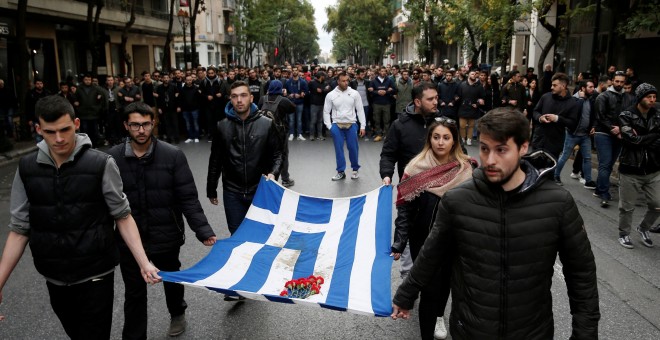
[0,57,656,340]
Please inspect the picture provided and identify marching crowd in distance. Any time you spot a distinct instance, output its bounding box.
[0,56,656,339]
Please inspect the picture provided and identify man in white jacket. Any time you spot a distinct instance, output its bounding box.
[324,72,366,180]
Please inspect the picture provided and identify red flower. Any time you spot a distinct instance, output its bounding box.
[280,290,288,296]
[316,277,325,285]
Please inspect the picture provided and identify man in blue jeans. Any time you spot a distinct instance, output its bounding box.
[207,81,282,261]
[593,71,626,207]
[554,80,597,189]
[285,69,309,141]
[323,72,366,181]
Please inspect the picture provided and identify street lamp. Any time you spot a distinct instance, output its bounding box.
[177,8,190,69]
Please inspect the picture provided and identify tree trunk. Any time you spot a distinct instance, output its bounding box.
[162,0,176,70]
[536,3,559,85]
[120,0,137,76]
[189,0,203,68]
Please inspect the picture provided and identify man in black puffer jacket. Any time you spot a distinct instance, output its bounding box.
[392,107,600,340]
[108,102,216,338]
[207,81,283,235]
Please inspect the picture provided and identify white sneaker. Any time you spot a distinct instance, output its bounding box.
[288,134,294,141]
[194,139,199,143]
[579,178,586,184]
[184,139,193,143]
[434,316,447,339]
[466,138,472,146]
[570,172,581,179]
[297,135,306,141]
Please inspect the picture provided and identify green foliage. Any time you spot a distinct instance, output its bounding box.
[617,1,660,35]
[325,0,393,64]
[234,0,319,65]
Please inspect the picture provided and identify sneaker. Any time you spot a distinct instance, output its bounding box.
[331,172,346,181]
[184,138,193,143]
[309,137,315,141]
[223,294,246,302]
[373,135,382,142]
[168,314,187,337]
[466,138,472,146]
[351,171,359,179]
[579,177,586,184]
[297,135,306,141]
[637,227,654,247]
[194,139,199,143]
[288,134,294,141]
[282,179,295,188]
[570,172,581,179]
[583,181,596,190]
[554,177,563,186]
[319,137,326,141]
[434,316,448,339]
[618,235,634,249]
[650,224,660,233]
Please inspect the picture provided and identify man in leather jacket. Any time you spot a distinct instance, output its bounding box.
[391,107,599,339]
[617,83,660,247]
[206,81,283,236]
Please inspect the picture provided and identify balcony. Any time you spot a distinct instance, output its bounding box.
[223,0,236,11]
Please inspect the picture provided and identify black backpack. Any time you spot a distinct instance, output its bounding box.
[260,95,286,131]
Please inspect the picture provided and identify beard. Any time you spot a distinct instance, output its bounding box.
[485,161,521,187]
[131,134,151,145]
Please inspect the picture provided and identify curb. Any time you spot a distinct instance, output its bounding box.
[0,144,38,168]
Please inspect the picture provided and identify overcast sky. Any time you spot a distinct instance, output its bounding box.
[313,0,336,55]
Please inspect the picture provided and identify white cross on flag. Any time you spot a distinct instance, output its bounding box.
[160,177,394,316]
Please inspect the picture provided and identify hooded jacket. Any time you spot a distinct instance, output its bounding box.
[393,151,600,340]
[207,103,283,197]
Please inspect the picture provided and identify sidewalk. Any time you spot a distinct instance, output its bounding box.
[0,140,38,168]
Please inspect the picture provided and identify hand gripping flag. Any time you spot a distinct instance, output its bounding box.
[160,177,394,316]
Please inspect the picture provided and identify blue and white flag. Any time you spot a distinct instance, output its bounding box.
[160,177,393,316]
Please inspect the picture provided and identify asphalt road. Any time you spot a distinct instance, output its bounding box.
[0,137,658,339]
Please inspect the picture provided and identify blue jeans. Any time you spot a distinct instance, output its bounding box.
[330,123,360,172]
[288,104,303,136]
[594,133,621,199]
[223,190,254,235]
[183,110,200,139]
[555,133,593,182]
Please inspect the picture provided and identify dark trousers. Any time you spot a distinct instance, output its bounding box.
[163,109,180,143]
[120,248,187,340]
[410,227,451,340]
[47,272,114,340]
[80,118,100,147]
[223,190,254,235]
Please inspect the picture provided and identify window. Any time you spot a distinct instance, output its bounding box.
[206,14,213,33]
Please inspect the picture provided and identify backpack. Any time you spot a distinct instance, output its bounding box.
[260,95,286,131]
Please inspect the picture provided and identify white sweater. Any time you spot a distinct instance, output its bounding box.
[323,86,366,130]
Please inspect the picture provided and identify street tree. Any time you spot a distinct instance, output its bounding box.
[120,0,137,76]
[85,0,105,75]
[325,0,392,64]
[162,0,177,70]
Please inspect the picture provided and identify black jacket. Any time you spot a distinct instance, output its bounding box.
[309,79,331,106]
[200,76,229,118]
[618,105,660,175]
[457,80,485,119]
[108,139,215,254]
[207,103,283,197]
[178,84,202,111]
[594,87,625,134]
[532,92,579,159]
[379,103,435,181]
[156,83,179,113]
[393,151,600,340]
[438,80,459,118]
[391,191,440,254]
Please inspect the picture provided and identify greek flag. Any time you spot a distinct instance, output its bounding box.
[160,177,393,316]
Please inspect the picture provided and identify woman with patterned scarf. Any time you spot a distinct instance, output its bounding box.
[391,117,476,340]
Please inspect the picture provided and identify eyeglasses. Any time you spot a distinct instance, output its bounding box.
[127,121,154,131]
[434,116,456,125]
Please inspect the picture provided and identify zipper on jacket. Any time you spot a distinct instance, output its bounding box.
[241,119,248,195]
[499,194,508,339]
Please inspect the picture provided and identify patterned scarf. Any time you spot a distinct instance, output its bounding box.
[396,151,474,206]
